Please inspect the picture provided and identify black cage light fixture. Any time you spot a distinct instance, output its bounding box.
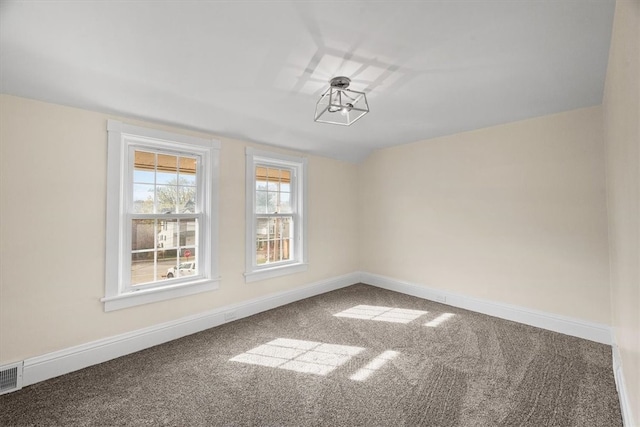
[314,76,369,126]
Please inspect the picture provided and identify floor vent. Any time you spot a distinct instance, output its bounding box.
[0,362,24,395]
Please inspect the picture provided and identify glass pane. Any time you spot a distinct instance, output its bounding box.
[256,239,268,265]
[157,219,178,249]
[256,218,269,238]
[276,217,293,240]
[180,218,198,246]
[157,185,178,213]
[131,251,156,285]
[157,154,178,184]
[180,247,196,261]
[133,170,155,184]
[128,150,202,287]
[267,168,280,180]
[256,166,268,181]
[157,171,177,185]
[179,156,197,186]
[133,184,154,213]
[169,259,197,279]
[131,252,185,285]
[256,191,268,214]
[132,219,156,250]
[267,192,277,213]
[255,166,293,214]
[178,157,196,187]
[179,174,196,187]
[268,239,291,263]
[279,192,291,213]
[255,217,293,265]
[157,238,178,278]
[256,218,269,265]
[178,186,197,213]
[134,150,155,172]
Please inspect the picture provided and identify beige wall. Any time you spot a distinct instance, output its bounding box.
[0,94,359,364]
[359,106,611,324]
[2,21,635,409]
[603,0,640,422]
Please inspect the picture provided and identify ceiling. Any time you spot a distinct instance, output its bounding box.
[0,1,615,163]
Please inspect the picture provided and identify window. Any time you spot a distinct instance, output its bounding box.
[245,148,307,282]
[103,120,220,311]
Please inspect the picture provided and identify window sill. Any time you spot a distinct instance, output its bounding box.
[244,263,308,283]
[101,278,220,312]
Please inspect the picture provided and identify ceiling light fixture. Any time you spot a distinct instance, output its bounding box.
[314,76,369,126]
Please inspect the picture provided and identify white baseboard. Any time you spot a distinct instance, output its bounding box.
[19,271,614,392]
[612,341,637,427]
[22,272,359,387]
[359,272,612,345]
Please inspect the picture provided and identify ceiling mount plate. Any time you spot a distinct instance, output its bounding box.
[329,76,351,90]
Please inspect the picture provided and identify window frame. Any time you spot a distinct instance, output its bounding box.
[103,120,220,311]
[245,148,308,282]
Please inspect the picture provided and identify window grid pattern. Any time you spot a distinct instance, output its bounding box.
[255,165,294,266]
[128,149,200,287]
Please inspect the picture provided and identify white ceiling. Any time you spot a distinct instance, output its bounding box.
[0,1,615,163]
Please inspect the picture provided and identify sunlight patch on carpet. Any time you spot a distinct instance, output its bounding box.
[350,350,400,382]
[230,338,365,376]
[334,305,428,323]
[424,313,455,327]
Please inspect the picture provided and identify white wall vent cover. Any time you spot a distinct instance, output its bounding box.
[0,362,23,395]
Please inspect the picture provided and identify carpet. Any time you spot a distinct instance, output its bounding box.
[0,284,622,426]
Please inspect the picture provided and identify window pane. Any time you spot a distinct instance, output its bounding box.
[256,217,269,265]
[134,150,155,173]
[133,218,200,283]
[132,219,156,250]
[267,168,279,191]
[131,252,157,285]
[178,186,196,213]
[256,166,268,181]
[156,154,178,184]
[255,165,293,214]
[168,259,197,279]
[131,252,180,285]
[158,219,178,249]
[133,170,155,184]
[279,192,291,213]
[157,185,178,213]
[267,168,280,180]
[131,218,158,285]
[267,192,277,213]
[180,218,198,247]
[133,184,154,213]
[256,191,268,214]
[256,218,269,238]
[255,217,293,265]
[134,151,199,215]
[179,157,197,186]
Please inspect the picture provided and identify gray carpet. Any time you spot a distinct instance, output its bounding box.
[0,284,623,426]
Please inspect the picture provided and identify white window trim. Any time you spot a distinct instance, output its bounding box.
[103,120,220,311]
[245,147,308,282]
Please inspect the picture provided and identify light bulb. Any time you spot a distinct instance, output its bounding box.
[341,103,353,116]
